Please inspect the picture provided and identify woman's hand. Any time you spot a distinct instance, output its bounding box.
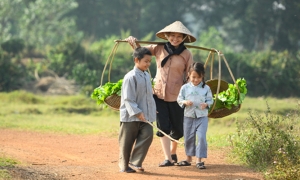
[125,36,140,49]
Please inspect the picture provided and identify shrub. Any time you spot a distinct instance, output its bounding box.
[0,53,27,92]
[229,102,300,179]
[1,38,25,55]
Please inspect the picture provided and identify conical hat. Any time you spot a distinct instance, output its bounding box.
[156,21,196,43]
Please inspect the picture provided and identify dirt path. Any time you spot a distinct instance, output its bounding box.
[0,129,263,180]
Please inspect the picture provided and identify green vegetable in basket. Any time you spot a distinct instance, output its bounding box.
[211,78,247,110]
[91,79,123,105]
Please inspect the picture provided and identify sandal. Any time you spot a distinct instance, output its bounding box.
[171,154,178,163]
[129,163,145,172]
[119,167,136,173]
[196,162,206,169]
[158,160,174,167]
[177,160,191,166]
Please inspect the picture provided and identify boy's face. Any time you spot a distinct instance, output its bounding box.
[135,54,151,71]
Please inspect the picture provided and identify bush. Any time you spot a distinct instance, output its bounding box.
[1,38,25,55]
[0,53,27,92]
[201,50,300,97]
[264,148,300,180]
[229,102,300,179]
[47,38,103,92]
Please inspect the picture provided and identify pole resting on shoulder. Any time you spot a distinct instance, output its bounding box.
[114,40,220,53]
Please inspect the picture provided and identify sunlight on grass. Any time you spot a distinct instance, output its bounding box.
[0,91,299,145]
[0,113,120,135]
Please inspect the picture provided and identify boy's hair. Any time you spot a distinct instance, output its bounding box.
[188,62,206,88]
[133,47,152,60]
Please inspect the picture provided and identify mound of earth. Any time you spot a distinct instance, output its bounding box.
[23,76,79,95]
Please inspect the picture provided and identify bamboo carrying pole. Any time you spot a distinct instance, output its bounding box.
[114,40,219,53]
[145,121,184,144]
[113,40,241,138]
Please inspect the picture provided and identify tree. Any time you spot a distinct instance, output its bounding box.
[71,0,189,40]
[0,0,82,50]
[0,0,24,42]
[184,0,300,51]
[19,0,82,49]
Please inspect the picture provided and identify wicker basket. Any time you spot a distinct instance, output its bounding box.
[206,79,241,118]
[104,94,121,111]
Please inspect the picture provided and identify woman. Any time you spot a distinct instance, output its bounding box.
[126,21,196,167]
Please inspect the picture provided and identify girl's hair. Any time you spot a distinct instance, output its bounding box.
[188,62,206,88]
[133,47,152,60]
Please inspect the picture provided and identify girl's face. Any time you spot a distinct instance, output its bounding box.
[168,32,184,47]
[135,54,152,71]
[189,71,203,86]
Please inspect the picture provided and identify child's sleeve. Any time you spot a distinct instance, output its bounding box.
[177,86,186,108]
[205,86,214,108]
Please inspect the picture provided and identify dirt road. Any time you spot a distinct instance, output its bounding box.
[0,129,263,180]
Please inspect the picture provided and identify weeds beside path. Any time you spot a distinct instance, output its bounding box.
[0,129,263,180]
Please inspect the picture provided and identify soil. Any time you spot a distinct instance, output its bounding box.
[0,129,263,180]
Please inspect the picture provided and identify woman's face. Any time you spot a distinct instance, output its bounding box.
[167,32,184,47]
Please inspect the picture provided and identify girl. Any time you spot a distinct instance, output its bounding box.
[177,62,213,169]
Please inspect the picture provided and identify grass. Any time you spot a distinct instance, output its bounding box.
[0,91,120,135]
[1,91,299,137]
[0,91,299,178]
[0,155,18,180]
[1,91,298,141]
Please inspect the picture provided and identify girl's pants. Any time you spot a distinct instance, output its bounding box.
[183,116,208,158]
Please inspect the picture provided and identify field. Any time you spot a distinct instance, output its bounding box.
[0,91,299,179]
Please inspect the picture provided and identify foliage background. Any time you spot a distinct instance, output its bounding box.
[0,0,300,97]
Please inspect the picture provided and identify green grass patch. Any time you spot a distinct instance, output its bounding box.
[0,91,120,135]
[0,90,43,104]
[0,156,18,180]
[0,91,299,140]
[0,113,120,135]
[0,156,17,167]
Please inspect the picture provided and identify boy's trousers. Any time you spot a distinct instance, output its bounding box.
[119,121,153,170]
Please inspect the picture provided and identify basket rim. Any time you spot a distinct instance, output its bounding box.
[104,94,121,111]
[208,104,241,118]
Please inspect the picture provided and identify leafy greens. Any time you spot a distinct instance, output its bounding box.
[91,79,123,105]
[210,78,247,110]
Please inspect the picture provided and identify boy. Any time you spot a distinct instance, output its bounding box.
[119,47,156,173]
